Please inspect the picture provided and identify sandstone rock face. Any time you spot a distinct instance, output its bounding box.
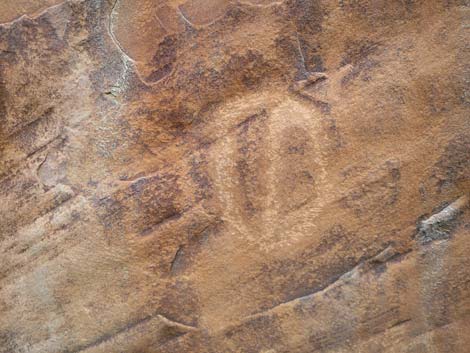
[1,1,469,352]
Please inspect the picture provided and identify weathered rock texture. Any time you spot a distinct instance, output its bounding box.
[1,0,469,352]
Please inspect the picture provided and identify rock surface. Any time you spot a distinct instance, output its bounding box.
[1,0,469,352]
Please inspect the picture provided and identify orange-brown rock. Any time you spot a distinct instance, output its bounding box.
[0,1,469,352]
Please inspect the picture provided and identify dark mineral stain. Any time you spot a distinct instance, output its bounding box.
[341,40,380,65]
[340,40,381,86]
[140,209,183,236]
[234,110,268,217]
[189,153,212,201]
[431,134,470,192]
[0,330,19,353]
[147,63,173,83]
[287,0,325,73]
[148,35,178,82]
[98,173,184,236]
